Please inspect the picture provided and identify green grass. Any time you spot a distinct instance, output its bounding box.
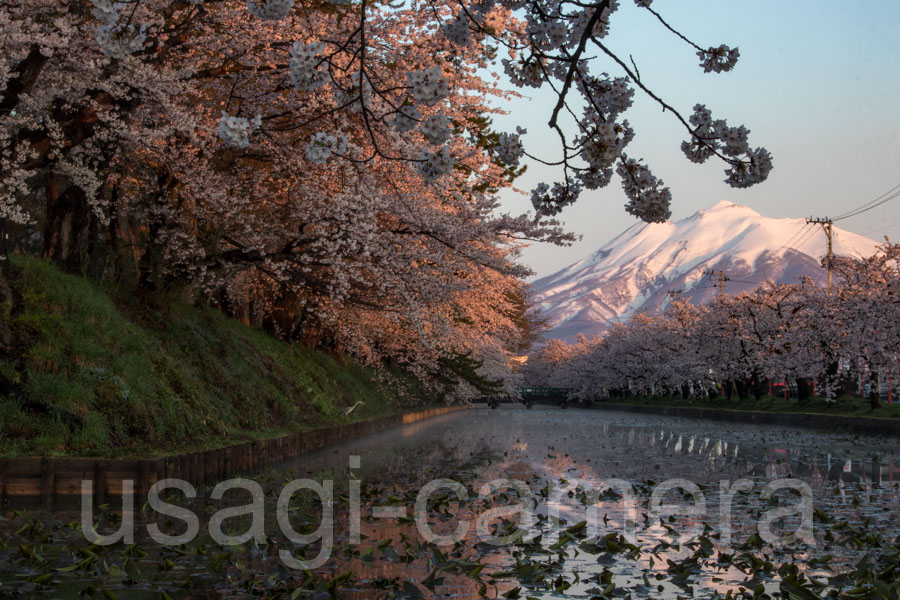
[0,255,429,458]
[602,392,900,419]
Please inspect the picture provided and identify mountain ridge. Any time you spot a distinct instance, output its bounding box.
[530,201,881,341]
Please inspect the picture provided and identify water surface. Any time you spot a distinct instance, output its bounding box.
[1,406,898,598]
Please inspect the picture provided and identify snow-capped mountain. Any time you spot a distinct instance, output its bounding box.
[531,201,881,342]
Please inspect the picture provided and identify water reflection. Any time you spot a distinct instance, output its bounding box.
[1,406,898,598]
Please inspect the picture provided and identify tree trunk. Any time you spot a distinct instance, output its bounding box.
[870,373,882,410]
[796,377,812,401]
[43,173,94,272]
[750,372,766,400]
[824,360,841,403]
[137,169,180,293]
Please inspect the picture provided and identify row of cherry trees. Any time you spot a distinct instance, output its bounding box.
[1,0,769,398]
[524,244,900,407]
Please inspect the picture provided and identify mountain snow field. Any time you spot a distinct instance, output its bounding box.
[530,201,881,341]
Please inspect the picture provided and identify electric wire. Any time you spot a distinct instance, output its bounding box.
[863,221,900,236]
[788,224,819,252]
[830,184,900,222]
[536,284,721,309]
[778,223,813,254]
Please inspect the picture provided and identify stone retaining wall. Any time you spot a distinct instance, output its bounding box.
[0,405,466,506]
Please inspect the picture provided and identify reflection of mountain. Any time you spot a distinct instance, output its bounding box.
[530,201,881,341]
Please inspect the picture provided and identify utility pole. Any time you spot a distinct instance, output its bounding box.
[702,269,729,296]
[807,217,834,295]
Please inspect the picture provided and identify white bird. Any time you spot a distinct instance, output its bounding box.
[343,400,365,422]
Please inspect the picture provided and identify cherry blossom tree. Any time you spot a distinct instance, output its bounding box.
[0,0,571,397]
[1,0,775,397]
[830,243,900,408]
[203,0,772,221]
[530,246,899,406]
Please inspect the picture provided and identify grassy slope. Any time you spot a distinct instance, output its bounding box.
[0,255,426,458]
[602,393,900,419]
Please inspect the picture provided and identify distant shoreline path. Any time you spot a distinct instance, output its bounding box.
[589,402,899,437]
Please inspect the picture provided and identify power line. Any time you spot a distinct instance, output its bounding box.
[863,220,900,236]
[831,229,873,266]
[778,223,813,254]
[533,282,717,304]
[788,224,819,252]
[835,190,900,221]
[831,183,900,220]
[831,184,900,222]
[550,289,726,324]
[538,284,721,310]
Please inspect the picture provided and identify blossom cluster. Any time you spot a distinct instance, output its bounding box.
[569,0,619,43]
[488,0,763,220]
[336,72,372,113]
[305,132,348,164]
[496,127,526,167]
[420,111,452,145]
[289,41,328,91]
[725,147,773,189]
[501,56,544,89]
[697,44,740,73]
[218,112,262,149]
[682,104,772,189]
[579,120,634,173]
[528,18,568,52]
[407,67,450,106]
[391,105,422,133]
[617,156,672,223]
[576,166,613,190]
[530,179,582,216]
[576,74,634,119]
[246,0,293,21]
[91,0,147,59]
[443,13,471,47]
[418,146,454,181]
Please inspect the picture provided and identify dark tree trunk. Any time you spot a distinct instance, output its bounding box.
[137,169,179,292]
[681,384,690,399]
[42,173,94,272]
[870,373,882,410]
[796,377,812,401]
[735,378,750,401]
[86,194,109,281]
[0,45,49,116]
[137,225,163,292]
[750,372,766,400]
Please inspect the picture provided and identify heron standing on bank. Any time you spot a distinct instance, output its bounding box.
[343,400,365,422]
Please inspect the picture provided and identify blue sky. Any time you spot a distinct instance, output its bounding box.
[494,0,900,279]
